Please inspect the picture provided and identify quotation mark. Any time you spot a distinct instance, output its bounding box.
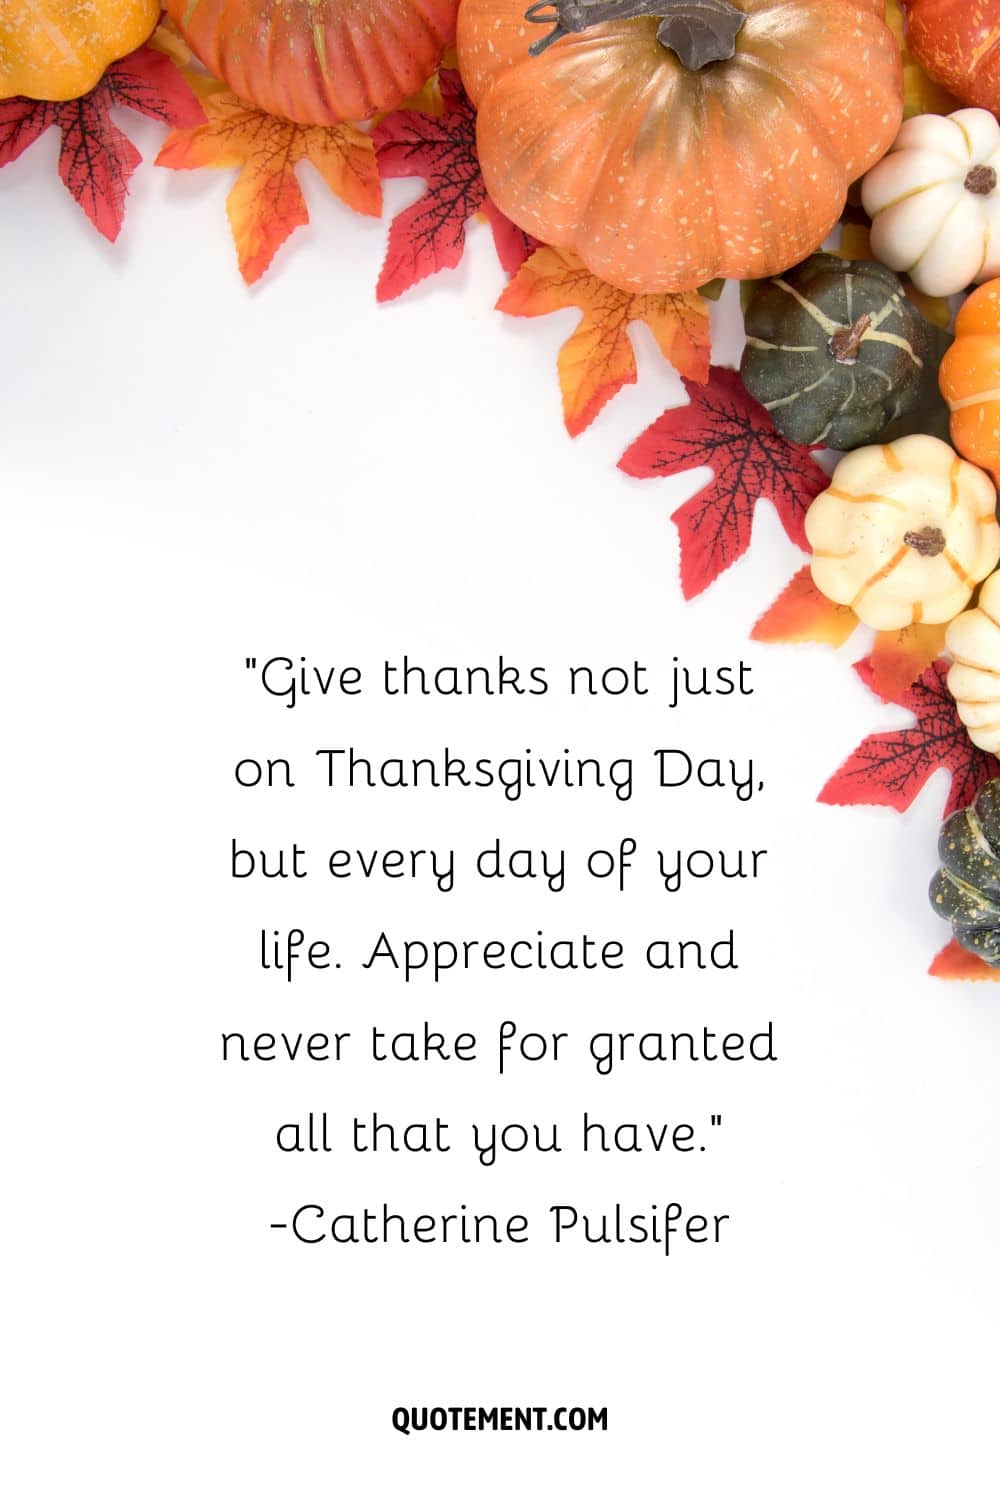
[245,657,257,669]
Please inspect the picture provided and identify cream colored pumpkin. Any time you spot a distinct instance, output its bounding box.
[805,435,1000,630]
[860,108,1000,297]
[946,572,1000,751]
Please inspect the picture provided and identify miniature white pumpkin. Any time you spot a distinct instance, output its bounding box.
[805,434,1000,631]
[861,108,1000,297]
[946,572,1000,752]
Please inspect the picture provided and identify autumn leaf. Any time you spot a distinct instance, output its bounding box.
[148,18,193,68]
[156,85,381,284]
[928,939,1000,982]
[752,569,948,698]
[870,623,948,703]
[392,71,446,118]
[0,45,203,242]
[819,658,1000,818]
[618,367,828,598]
[373,69,534,302]
[496,245,710,437]
[752,566,857,647]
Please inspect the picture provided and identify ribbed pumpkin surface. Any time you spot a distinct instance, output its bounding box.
[458,0,904,294]
[941,279,1000,483]
[165,0,458,123]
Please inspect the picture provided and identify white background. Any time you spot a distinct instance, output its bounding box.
[3,109,1000,1497]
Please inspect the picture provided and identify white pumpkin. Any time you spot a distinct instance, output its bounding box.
[946,573,1000,752]
[805,434,1000,631]
[861,108,1000,297]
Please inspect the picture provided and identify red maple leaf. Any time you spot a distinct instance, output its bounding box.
[618,366,828,598]
[820,658,1000,818]
[372,69,535,302]
[0,45,203,241]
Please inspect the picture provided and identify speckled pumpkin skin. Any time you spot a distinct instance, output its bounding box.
[741,254,934,448]
[931,779,1000,965]
[164,0,459,124]
[0,0,159,101]
[903,0,1000,113]
[458,0,904,294]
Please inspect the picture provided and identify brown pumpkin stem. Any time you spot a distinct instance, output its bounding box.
[965,165,997,196]
[903,526,947,558]
[828,313,872,365]
[524,0,746,67]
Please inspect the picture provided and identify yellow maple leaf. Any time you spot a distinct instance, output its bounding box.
[497,245,710,437]
[148,18,192,68]
[156,85,382,284]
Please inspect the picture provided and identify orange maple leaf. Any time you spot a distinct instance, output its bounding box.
[497,245,710,437]
[752,567,948,700]
[156,83,382,284]
[751,567,857,647]
[929,939,1000,983]
[870,623,948,703]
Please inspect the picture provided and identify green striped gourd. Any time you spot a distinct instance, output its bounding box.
[740,254,936,449]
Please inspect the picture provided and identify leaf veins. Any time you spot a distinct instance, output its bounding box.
[497,245,710,436]
[156,82,382,284]
[373,69,534,302]
[820,658,1000,818]
[0,45,203,241]
[618,366,828,598]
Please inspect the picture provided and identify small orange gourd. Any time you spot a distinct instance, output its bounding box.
[940,280,1000,484]
[458,0,904,295]
[164,0,460,124]
[0,0,159,101]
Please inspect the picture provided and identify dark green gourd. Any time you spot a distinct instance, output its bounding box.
[741,254,936,449]
[930,779,1000,967]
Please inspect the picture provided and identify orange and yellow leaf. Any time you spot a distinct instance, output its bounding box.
[149,18,193,67]
[929,938,1000,982]
[156,86,381,284]
[497,245,710,437]
[752,566,857,646]
[870,622,948,702]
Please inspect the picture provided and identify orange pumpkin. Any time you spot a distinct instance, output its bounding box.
[163,0,459,123]
[940,280,1000,485]
[902,0,1000,113]
[0,0,159,101]
[458,0,904,295]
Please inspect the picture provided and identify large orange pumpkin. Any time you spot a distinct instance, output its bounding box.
[902,1,1000,113]
[940,280,1000,485]
[458,0,904,294]
[0,0,159,101]
[164,0,459,123]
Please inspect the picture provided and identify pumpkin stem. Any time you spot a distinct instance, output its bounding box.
[525,0,746,68]
[965,165,997,196]
[828,313,872,365]
[903,526,947,558]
